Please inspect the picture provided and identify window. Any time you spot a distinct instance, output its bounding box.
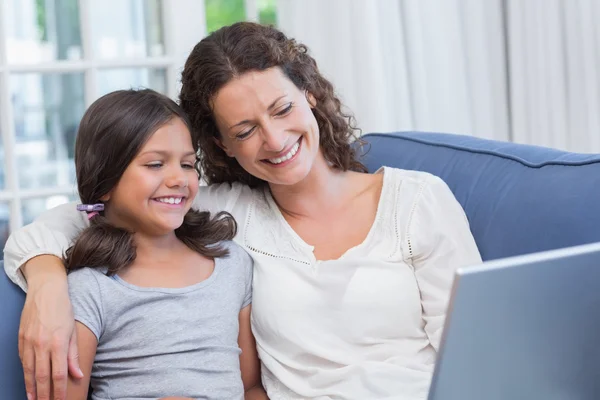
[206,0,277,33]
[0,0,277,256]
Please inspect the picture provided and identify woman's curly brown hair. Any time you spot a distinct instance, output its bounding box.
[179,22,366,187]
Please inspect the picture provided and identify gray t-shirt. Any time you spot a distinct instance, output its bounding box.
[67,241,253,400]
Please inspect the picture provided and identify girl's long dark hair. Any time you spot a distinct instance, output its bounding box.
[64,89,236,276]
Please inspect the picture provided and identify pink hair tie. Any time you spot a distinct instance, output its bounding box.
[77,203,104,220]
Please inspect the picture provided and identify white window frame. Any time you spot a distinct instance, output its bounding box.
[0,0,207,233]
[0,0,270,238]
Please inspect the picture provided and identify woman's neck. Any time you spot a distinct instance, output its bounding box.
[268,153,358,219]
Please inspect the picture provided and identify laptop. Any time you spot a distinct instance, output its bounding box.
[428,242,600,400]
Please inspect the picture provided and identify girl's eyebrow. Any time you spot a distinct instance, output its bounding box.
[228,94,287,129]
[139,150,196,157]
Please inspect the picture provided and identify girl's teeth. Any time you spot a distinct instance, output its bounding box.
[269,141,300,164]
[157,197,182,204]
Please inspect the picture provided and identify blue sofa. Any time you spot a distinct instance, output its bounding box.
[359,132,600,260]
[2,131,600,399]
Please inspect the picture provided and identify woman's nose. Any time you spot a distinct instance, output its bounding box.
[262,125,286,153]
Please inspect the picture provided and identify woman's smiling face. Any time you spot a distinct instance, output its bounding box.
[212,67,322,186]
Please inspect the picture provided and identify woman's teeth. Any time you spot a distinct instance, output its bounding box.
[268,141,300,164]
[156,197,183,204]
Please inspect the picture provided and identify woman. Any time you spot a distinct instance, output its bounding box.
[4,22,481,400]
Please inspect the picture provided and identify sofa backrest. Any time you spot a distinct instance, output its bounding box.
[360,132,600,261]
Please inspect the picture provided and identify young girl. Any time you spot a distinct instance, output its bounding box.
[63,89,264,400]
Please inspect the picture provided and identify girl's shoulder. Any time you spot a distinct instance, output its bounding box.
[214,241,253,299]
[67,266,106,283]
[67,266,112,292]
[218,240,253,266]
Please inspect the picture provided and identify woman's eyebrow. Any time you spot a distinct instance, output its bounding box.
[228,94,287,129]
[267,95,287,110]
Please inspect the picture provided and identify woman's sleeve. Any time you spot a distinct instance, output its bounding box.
[3,201,89,291]
[406,174,482,351]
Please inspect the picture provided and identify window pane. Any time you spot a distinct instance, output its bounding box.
[5,0,82,64]
[11,73,84,190]
[0,202,8,259]
[0,125,5,190]
[22,194,77,226]
[205,0,245,34]
[258,0,277,25]
[89,0,165,60]
[96,68,167,96]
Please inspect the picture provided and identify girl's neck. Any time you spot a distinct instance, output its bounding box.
[132,231,184,265]
[102,209,184,264]
[268,152,357,218]
[116,229,216,289]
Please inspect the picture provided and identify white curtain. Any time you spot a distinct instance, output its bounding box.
[506,0,600,152]
[277,0,600,153]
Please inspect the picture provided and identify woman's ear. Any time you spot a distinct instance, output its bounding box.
[213,137,234,157]
[100,193,110,202]
[305,91,317,108]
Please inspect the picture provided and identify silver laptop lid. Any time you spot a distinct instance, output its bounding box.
[428,242,600,400]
